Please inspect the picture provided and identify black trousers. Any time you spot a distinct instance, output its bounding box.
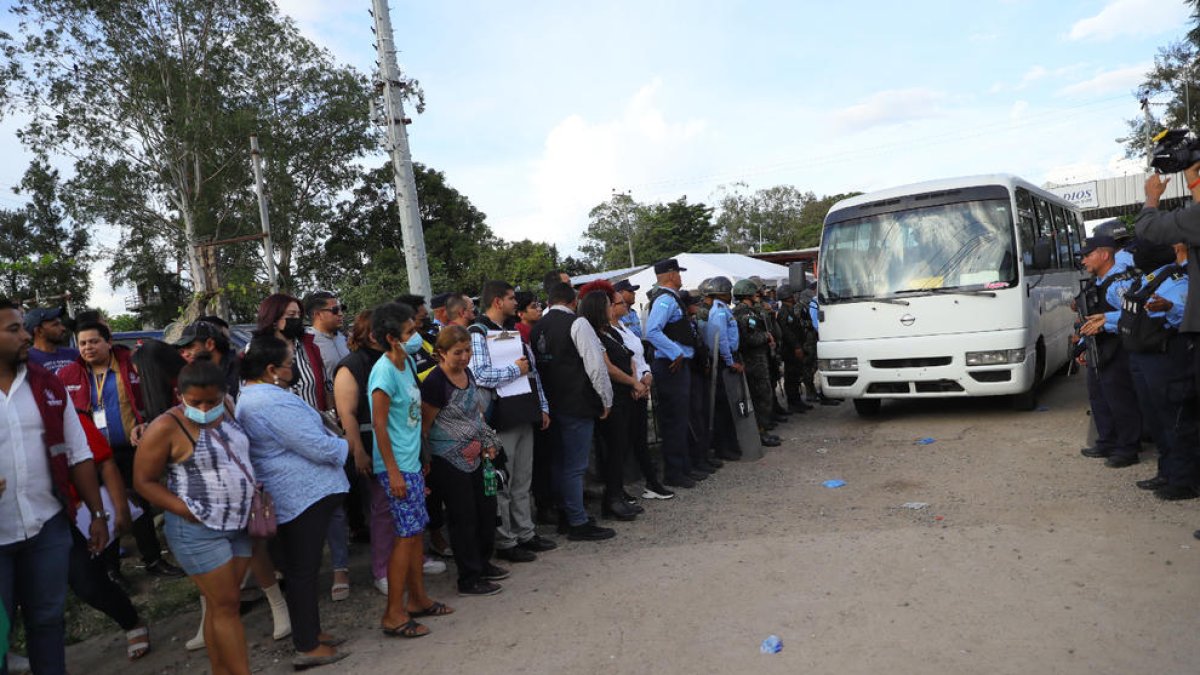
[783,356,804,405]
[1087,349,1142,460]
[687,368,711,466]
[111,444,164,565]
[276,493,342,652]
[343,446,370,538]
[68,527,139,631]
[629,398,658,483]
[1131,339,1200,487]
[651,358,692,481]
[598,391,633,499]
[531,425,555,513]
[429,457,496,589]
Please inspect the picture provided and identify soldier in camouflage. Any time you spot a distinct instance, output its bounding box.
[776,283,813,413]
[733,279,782,446]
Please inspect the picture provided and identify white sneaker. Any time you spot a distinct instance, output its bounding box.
[423,556,447,575]
[373,577,389,596]
[7,652,31,674]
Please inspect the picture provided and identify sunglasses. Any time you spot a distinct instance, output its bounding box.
[321,304,346,315]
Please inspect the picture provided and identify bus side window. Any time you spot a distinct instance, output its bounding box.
[1051,205,1072,269]
[1015,188,1037,269]
[1068,211,1084,260]
[1033,196,1059,267]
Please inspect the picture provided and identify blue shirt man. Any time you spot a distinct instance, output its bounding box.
[614,279,643,338]
[705,298,739,367]
[645,275,695,362]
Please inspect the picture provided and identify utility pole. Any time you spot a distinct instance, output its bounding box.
[1141,97,1155,170]
[250,136,279,294]
[370,0,431,300]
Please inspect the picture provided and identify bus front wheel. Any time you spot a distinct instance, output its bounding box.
[853,398,882,417]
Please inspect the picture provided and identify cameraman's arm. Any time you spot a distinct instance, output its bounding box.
[1188,163,1200,204]
[1136,164,1200,244]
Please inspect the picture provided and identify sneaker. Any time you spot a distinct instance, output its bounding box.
[423,557,447,575]
[495,546,537,563]
[662,475,695,490]
[373,577,389,596]
[567,521,616,541]
[6,652,30,674]
[642,482,676,500]
[145,558,186,578]
[481,563,511,581]
[458,580,503,596]
[517,535,558,553]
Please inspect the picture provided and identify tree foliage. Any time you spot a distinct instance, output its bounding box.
[2,0,371,321]
[1121,2,1200,157]
[581,194,721,269]
[0,161,91,304]
[714,183,860,252]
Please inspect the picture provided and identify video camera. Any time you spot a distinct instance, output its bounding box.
[1150,129,1200,174]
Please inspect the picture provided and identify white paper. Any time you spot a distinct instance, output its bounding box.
[487,331,533,398]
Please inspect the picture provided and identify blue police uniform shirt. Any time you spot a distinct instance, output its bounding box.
[809,298,820,332]
[619,310,643,338]
[704,299,738,366]
[1141,260,1189,329]
[645,287,694,361]
[1114,248,1135,272]
[1101,264,1137,334]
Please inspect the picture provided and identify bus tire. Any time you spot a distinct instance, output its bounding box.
[853,398,882,417]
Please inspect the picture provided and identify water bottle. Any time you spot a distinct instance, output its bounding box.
[482,458,497,497]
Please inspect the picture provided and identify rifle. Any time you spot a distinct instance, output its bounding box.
[1075,278,1101,372]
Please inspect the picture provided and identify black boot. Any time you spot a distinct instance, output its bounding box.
[601,497,638,521]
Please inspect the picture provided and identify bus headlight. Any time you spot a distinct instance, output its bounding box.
[818,358,859,371]
[964,349,1025,366]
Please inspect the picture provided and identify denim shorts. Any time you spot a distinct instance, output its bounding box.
[376,471,430,538]
[163,511,252,576]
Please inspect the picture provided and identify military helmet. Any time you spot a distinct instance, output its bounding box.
[777,283,794,299]
[748,275,765,290]
[696,277,714,295]
[707,276,733,295]
[732,279,759,298]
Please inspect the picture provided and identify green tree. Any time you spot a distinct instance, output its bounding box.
[3,0,371,318]
[636,196,721,261]
[714,183,861,251]
[581,193,643,269]
[475,240,561,293]
[0,161,91,304]
[1121,3,1200,157]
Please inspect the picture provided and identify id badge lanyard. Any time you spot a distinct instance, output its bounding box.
[92,359,112,433]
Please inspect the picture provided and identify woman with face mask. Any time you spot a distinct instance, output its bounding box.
[132,353,259,674]
[235,336,351,670]
[253,293,329,412]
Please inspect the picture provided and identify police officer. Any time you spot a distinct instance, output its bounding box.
[1118,241,1198,499]
[776,283,811,413]
[701,277,745,459]
[1078,235,1141,467]
[733,279,782,447]
[681,289,720,473]
[613,279,643,338]
[645,258,707,488]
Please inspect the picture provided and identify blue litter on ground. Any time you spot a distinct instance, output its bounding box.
[760,635,783,654]
[915,437,936,445]
[1036,405,1050,412]
[822,479,846,488]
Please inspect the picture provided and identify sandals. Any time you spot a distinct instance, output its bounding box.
[330,582,350,602]
[409,601,454,618]
[381,619,429,638]
[126,626,151,661]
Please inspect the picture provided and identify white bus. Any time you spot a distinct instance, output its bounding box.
[815,174,1086,416]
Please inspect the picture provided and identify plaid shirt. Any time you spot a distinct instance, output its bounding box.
[468,326,549,413]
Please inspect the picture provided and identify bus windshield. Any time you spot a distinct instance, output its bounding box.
[819,199,1018,303]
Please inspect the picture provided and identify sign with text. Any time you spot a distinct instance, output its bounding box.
[1046,181,1098,209]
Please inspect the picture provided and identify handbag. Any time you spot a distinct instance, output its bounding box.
[208,421,277,538]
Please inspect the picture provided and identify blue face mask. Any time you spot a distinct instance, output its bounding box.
[183,402,225,425]
[403,332,423,355]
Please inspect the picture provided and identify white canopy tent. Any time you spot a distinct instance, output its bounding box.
[621,252,790,317]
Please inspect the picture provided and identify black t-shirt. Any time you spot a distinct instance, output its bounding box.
[334,348,383,429]
[419,365,473,410]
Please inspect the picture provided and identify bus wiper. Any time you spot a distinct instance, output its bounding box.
[895,287,996,298]
[824,292,910,306]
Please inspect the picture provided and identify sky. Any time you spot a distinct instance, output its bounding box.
[0,0,1194,314]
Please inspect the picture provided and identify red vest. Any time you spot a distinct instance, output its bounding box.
[301,333,329,411]
[24,362,77,515]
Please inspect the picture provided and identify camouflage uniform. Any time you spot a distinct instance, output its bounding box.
[779,298,807,407]
[733,300,775,432]
[759,297,783,406]
[796,286,819,399]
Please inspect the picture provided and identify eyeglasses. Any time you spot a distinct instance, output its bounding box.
[321,304,345,315]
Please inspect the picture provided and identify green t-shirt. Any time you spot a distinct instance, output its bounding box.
[367,355,422,474]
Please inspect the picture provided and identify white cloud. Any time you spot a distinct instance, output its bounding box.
[1044,152,1147,184]
[1067,0,1190,41]
[829,88,946,132]
[1058,63,1149,96]
[488,79,708,251]
[1009,100,1030,122]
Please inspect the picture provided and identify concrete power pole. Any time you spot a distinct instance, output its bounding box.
[249,136,280,294]
[371,0,431,300]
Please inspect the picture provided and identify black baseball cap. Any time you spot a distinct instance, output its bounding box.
[430,292,453,310]
[171,321,223,347]
[653,258,687,274]
[1080,235,1118,256]
[23,307,63,332]
[613,279,640,293]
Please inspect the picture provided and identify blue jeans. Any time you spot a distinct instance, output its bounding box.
[0,512,73,675]
[326,503,350,571]
[554,413,595,527]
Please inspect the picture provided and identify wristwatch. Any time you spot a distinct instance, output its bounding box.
[92,509,111,521]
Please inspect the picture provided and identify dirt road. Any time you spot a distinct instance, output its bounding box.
[68,374,1200,674]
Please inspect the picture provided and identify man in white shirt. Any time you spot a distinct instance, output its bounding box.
[0,298,107,674]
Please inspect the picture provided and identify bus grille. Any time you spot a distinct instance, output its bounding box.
[870,357,952,368]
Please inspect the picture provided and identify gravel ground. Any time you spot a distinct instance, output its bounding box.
[65,373,1200,674]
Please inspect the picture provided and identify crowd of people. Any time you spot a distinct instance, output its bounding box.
[0,257,828,674]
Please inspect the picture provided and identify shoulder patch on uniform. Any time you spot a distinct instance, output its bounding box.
[1172,270,1188,280]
